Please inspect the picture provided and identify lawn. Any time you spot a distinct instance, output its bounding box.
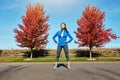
[0,56,120,62]
[0,48,120,62]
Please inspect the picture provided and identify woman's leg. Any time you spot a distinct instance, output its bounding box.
[63,46,70,67]
[55,46,62,66]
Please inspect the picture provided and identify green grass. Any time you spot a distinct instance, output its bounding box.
[95,57,120,61]
[0,57,120,62]
[1,48,120,62]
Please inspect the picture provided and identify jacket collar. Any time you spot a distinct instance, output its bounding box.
[60,30,66,32]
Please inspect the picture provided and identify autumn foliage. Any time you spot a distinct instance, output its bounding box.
[14,3,49,58]
[74,6,117,58]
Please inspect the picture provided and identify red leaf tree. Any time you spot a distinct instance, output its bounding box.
[14,3,49,59]
[74,6,117,58]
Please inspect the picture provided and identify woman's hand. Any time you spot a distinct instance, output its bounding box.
[56,41,59,44]
[65,41,68,43]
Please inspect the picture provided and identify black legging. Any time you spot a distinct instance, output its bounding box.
[55,46,70,62]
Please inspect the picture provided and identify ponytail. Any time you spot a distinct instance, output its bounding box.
[65,27,68,33]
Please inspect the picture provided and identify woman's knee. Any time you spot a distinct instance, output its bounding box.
[56,55,60,58]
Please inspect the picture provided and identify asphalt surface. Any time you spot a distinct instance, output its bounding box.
[0,62,120,80]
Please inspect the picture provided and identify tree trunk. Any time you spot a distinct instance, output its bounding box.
[30,48,33,59]
[89,46,93,59]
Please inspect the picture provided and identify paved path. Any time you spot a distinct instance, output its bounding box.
[0,62,120,80]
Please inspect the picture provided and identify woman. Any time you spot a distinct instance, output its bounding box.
[53,23,73,70]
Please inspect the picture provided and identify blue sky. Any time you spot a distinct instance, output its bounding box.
[0,0,120,49]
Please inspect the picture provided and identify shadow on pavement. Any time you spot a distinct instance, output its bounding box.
[57,63,68,69]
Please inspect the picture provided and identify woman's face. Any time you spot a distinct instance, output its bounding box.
[61,24,66,30]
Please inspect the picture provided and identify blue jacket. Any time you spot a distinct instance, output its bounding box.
[53,30,73,46]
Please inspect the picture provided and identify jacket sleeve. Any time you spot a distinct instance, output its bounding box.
[67,32,73,43]
[52,31,58,43]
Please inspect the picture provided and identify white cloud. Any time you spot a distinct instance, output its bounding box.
[23,0,80,12]
[27,0,78,6]
[105,43,120,48]
[0,36,11,40]
[42,0,78,6]
[0,0,88,12]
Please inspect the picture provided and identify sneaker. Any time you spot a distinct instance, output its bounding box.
[67,66,71,70]
[53,65,57,70]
